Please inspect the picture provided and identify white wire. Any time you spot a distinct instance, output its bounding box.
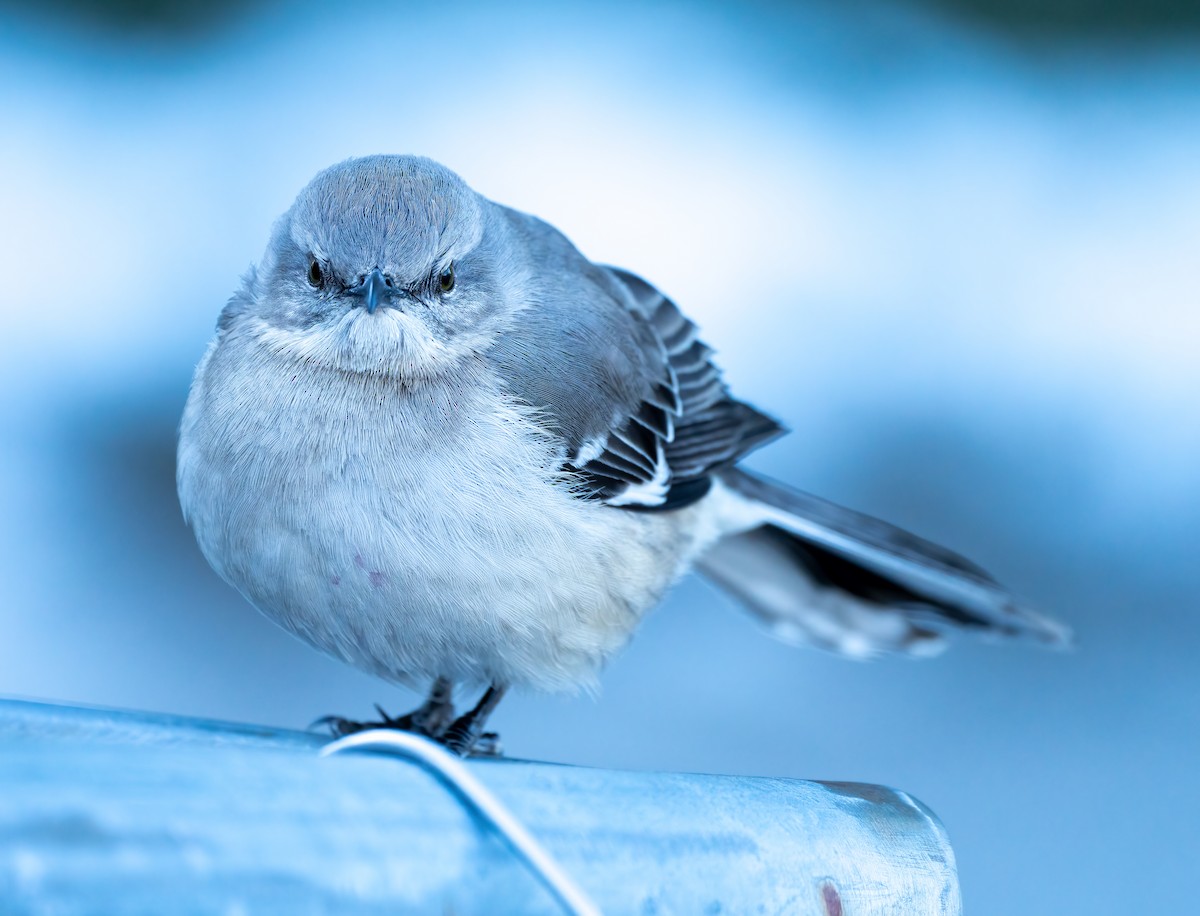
[320,729,601,916]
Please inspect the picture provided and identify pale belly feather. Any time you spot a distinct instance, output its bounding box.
[178,337,711,691]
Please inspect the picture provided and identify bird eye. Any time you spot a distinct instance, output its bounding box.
[438,263,455,293]
[307,259,325,289]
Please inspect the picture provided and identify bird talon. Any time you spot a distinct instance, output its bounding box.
[473,731,504,758]
[310,715,360,737]
[313,711,412,738]
[440,727,503,758]
[440,724,475,757]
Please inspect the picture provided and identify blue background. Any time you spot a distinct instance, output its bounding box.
[2,1,1197,911]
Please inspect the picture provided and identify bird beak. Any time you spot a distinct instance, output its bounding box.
[349,268,393,314]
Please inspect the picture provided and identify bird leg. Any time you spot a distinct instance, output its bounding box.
[441,684,508,757]
[314,677,456,739]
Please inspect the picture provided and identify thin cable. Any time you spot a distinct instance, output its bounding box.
[320,729,601,916]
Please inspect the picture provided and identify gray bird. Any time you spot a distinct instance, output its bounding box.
[177,155,1068,755]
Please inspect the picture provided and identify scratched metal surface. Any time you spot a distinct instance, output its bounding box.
[0,698,960,914]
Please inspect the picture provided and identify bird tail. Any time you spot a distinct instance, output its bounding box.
[695,467,1071,659]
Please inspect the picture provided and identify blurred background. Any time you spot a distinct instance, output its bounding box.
[1,0,1197,911]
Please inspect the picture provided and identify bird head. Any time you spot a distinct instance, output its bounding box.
[233,155,520,380]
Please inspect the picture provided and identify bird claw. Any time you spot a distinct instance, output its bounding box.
[440,721,476,756]
[314,683,502,754]
[471,731,503,758]
[440,722,504,757]
[311,711,420,737]
[310,714,367,737]
[312,698,456,740]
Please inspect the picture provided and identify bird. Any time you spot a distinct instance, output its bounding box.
[177,155,1068,755]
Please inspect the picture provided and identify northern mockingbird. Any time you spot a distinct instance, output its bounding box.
[178,155,1067,754]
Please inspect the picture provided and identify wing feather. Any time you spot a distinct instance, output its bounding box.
[483,208,783,512]
[570,268,785,509]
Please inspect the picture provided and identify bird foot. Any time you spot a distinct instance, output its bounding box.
[439,683,507,757]
[312,700,456,740]
[441,719,502,757]
[315,683,505,757]
[313,713,502,758]
[467,731,503,758]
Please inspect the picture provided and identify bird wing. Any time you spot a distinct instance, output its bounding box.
[697,466,1072,654]
[488,247,783,509]
[581,268,784,509]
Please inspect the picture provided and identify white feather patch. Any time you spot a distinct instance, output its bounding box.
[604,439,671,508]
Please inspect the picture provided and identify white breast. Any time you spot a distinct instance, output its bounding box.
[178,329,710,692]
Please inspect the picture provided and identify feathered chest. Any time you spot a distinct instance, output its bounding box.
[177,331,704,690]
[178,337,585,581]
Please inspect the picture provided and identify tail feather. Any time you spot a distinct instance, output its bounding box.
[697,468,1070,658]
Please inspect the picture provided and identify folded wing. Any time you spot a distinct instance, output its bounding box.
[571,268,783,509]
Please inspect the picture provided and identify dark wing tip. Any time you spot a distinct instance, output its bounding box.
[999,600,1075,649]
[591,266,791,511]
